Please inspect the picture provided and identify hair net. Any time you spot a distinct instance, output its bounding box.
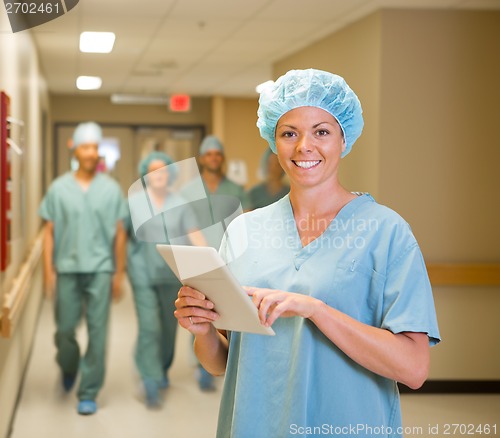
[72,122,102,149]
[138,151,178,184]
[256,69,364,158]
[199,135,224,155]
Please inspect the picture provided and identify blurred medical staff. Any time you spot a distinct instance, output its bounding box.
[126,151,205,407]
[247,148,289,210]
[39,121,127,416]
[184,136,249,390]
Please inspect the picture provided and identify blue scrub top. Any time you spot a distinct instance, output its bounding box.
[39,172,127,273]
[217,194,440,438]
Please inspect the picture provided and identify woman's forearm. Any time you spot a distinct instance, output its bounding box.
[310,300,429,389]
[193,327,229,376]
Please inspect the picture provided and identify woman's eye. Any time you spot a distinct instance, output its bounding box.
[281,131,296,138]
[316,129,329,136]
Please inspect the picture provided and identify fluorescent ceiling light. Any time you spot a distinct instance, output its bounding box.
[76,76,102,90]
[110,94,168,105]
[255,80,274,94]
[80,31,116,53]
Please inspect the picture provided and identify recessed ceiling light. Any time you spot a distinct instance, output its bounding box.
[76,76,102,90]
[79,32,115,53]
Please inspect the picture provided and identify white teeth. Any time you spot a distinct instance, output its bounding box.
[294,160,320,169]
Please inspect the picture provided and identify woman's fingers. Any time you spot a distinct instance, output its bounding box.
[174,285,219,334]
[250,288,317,326]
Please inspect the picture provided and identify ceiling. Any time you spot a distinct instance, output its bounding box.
[29,0,500,98]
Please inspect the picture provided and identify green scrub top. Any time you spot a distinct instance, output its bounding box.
[179,176,250,249]
[247,182,289,210]
[39,172,127,273]
[206,177,250,209]
[126,192,199,286]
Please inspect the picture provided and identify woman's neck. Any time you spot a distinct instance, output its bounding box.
[289,182,356,246]
[289,181,352,217]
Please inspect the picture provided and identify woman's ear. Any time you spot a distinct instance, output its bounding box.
[341,139,346,153]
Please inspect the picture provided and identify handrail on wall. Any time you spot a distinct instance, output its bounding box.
[0,231,497,338]
[426,263,500,286]
[0,231,43,338]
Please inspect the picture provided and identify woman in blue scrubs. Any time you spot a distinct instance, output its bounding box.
[174,69,441,438]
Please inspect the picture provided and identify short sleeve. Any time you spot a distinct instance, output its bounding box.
[38,188,54,221]
[381,243,441,346]
[116,191,128,221]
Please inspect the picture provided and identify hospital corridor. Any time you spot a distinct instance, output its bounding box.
[8,285,500,438]
[1,1,500,437]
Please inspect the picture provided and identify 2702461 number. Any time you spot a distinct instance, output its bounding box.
[443,423,497,435]
[5,2,60,14]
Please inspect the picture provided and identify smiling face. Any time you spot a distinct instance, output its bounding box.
[275,106,345,191]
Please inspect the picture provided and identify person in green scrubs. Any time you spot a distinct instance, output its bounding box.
[247,148,289,210]
[191,136,249,390]
[126,151,206,407]
[39,122,127,416]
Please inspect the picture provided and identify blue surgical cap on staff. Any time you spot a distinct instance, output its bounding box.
[199,135,224,155]
[256,69,364,158]
[72,122,102,149]
[138,151,178,184]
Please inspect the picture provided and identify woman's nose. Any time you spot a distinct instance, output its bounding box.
[295,135,313,153]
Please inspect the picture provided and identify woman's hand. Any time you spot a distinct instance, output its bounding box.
[244,287,320,327]
[174,286,220,335]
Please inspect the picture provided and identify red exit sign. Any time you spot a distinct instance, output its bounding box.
[169,94,191,112]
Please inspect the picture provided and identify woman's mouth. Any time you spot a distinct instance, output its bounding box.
[293,160,321,169]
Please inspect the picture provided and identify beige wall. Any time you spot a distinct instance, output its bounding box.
[216,97,268,189]
[379,9,500,380]
[273,9,500,380]
[50,94,212,127]
[379,9,500,261]
[0,12,48,438]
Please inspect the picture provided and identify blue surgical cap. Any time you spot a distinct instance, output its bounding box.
[138,151,178,184]
[256,69,364,158]
[199,135,224,155]
[72,122,102,149]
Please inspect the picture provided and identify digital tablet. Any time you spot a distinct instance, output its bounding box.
[156,244,275,336]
